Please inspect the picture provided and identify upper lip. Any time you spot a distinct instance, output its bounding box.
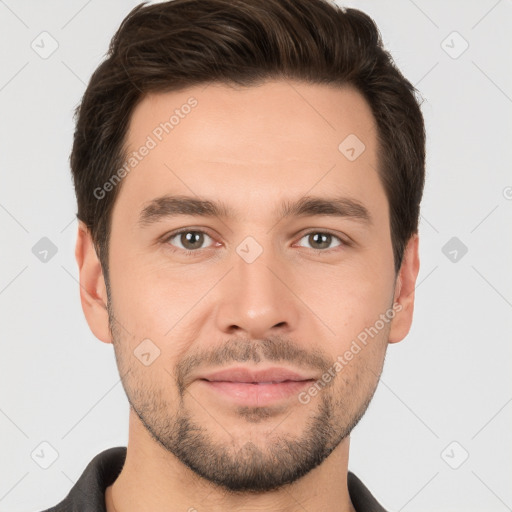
[198,366,317,384]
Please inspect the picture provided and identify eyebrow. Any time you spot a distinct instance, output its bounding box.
[137,194,372,227]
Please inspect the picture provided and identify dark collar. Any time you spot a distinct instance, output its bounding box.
[40,446,388,512]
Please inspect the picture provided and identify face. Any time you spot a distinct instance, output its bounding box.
[79,80,418,492]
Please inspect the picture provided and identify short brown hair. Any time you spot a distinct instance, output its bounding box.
[71,0,425,280]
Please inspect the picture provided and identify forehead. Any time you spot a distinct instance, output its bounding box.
[113,80,385,225]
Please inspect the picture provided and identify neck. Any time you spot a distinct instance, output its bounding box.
[105,411,357,512]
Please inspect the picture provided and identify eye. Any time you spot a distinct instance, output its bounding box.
[295,231,344,251]
[165,230,215,252]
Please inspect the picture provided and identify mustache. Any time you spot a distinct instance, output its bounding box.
[175,336,332,395]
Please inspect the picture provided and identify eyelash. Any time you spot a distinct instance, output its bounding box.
[162,228,350,256]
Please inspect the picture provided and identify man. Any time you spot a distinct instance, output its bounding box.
[41,0,424,510]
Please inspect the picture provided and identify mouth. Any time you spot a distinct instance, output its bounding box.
[195,366,317,406]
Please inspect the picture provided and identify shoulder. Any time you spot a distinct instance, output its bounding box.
[34,447,127,512]
[348,471,390,512]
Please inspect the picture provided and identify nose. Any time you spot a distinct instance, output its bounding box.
[213,245,301,339]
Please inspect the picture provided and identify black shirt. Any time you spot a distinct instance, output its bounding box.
[38,447,388,512]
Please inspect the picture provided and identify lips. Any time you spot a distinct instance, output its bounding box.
[199,366,316,384]
[196,366,316,407]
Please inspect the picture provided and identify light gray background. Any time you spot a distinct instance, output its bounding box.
[0,1,511,511]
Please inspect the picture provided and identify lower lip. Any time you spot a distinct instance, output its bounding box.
[198,379,313,407]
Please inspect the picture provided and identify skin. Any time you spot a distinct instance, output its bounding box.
[76,80,420,512]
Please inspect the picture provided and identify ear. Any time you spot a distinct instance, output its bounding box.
[388,233,420,344]
[75,220,112,344]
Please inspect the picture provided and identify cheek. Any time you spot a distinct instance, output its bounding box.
[332,315,390,399]
[297,259,395,338]
[109,253,185,323]
[108,257,211,368]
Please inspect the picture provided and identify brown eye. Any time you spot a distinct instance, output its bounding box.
[167,231,212,251]
[297,232,343,251]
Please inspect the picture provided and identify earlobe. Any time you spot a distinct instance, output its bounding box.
[388,234,420,344]
[75,220,113,344]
